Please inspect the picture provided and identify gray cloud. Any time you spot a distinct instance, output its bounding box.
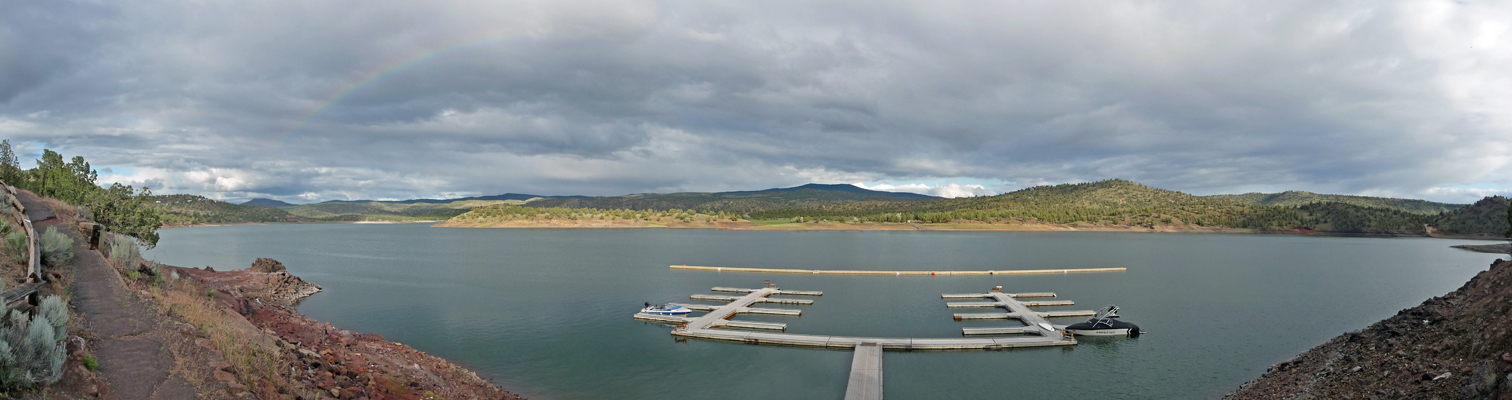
[1,0,1509,203]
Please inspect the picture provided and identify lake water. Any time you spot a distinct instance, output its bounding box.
[149,224,1504,399]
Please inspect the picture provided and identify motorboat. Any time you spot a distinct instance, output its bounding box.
[639,304,692,316]
[1064,305,1142,337]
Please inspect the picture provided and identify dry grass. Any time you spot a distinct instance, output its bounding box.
[22,190,78,223]
[151,284,286,395]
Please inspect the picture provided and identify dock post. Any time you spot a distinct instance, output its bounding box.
[844,343,883,400]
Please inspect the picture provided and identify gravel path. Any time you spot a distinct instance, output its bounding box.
[15,191,196,399]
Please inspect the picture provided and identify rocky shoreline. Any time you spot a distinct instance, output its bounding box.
[163,258,525,399]
[1225,258,1512,399]
[1452,243,1512,255]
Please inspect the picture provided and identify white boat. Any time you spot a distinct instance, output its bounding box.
[640,304,692,315]
[1064,305,1142,337]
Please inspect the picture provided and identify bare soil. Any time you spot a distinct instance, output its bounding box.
[166,260,525,400]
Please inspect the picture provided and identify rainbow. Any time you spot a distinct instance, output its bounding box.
[270,32,529,150]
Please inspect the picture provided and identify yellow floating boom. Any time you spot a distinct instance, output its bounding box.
[668,265,1126,276]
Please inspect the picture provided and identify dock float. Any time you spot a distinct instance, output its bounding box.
[952,310,1096,321]
[961,326,1038,336]
[690,294,816,305]
[945,300,1074,308]
[844,343,882,400]
[942,292,1056,299]
[664,303,803,316]
[651,286,1078,351]
[710,320,788,331]
[712,287,823,296]
[672,265,1126,276]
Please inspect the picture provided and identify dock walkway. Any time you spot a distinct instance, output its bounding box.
[843,343,882,400]
[635,287,1080,350]
[634,286,1096,399]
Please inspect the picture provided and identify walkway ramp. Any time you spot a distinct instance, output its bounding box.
[844,343,883,400]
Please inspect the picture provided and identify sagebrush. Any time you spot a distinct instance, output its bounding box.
[0,295,69,388]
[38,227,72,267]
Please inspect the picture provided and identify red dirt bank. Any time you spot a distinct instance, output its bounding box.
[167,259,524,400]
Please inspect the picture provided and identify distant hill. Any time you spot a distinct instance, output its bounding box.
[385,193,584,204]
[281,199,523,221]
[1206,191,1464,214]
[1430,196,1509,237]
[523,183,937,214]
[242,198,298,208]
[754,179,1265,226]
[747,179,1509,236]
[149,195,304,226]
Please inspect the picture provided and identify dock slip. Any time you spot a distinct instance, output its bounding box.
[634,284,1111,400]
[669,265,1126,276]
[634,286,1078,351]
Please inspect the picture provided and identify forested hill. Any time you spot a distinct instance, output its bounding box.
[241,198,297,208]
[280,199,520,221]
[149,195,305,226]
[1205,191,1464,214]
[1430,196,1510,237]
[752,179,1271,226]
[748,180,1510,236]
[522,183,936,214]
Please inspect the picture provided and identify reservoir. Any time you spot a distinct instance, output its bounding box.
[151,224,1502,399]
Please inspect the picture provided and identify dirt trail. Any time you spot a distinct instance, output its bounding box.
[16,191,197,399]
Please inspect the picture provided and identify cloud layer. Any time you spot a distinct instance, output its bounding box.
[2,0,1509,203]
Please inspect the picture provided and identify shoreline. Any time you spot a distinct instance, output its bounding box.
[160,220,439,229]
[432,219,1500,239]
[1226,258,1512,398]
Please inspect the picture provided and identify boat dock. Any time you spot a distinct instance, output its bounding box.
[844,343,882,400]
[635,285,1099,399]
[635,286,1082,350]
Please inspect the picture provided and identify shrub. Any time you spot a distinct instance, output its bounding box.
[0,295,68,387]
[38,227,73,267]
[108,235,142,271]
[38,296,67,341]
[2,231,23,265]
[81,355,96,371]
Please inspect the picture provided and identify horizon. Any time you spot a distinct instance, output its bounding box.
[229,179,1487,206]
[3,1,1509,204]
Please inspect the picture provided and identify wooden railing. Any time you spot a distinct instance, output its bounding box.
[0,182,42,309]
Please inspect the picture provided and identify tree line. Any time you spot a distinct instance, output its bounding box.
[0,140,162,247]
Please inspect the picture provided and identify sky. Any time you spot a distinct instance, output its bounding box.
[1,0,1509,203]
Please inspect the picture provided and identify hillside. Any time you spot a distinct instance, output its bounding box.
[149,194,305,226]
[748,180,1508,236]
[753,179,1268,226]
[382,193,581,204]
[524,183,935,214]
[1226,258,1512,398]
[1430,196,1511,237]
[1207,191,1465,214]
[282,199,524,221]
[242,198,297,207]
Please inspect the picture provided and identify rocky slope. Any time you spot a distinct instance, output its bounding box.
[1227,258,1512,399]
[166,259,525,399]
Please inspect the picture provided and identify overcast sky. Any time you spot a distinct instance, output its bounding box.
[2,0,1508,203]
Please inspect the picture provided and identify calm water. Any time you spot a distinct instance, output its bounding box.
[150,224,1503,399]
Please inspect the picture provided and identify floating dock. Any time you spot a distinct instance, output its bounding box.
[638,287,1078,351]
[844,343,883,400]
[671,265,1126,276]
[635,285,1105,400]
